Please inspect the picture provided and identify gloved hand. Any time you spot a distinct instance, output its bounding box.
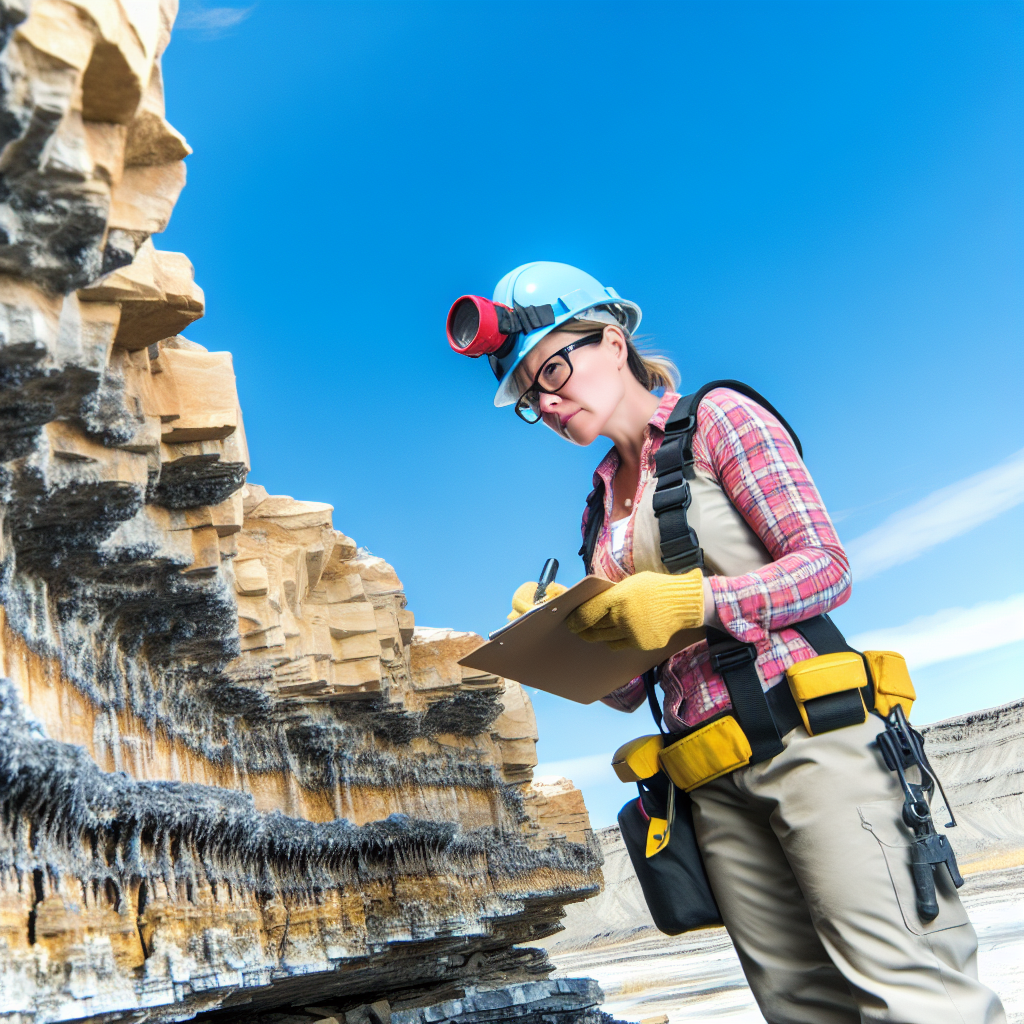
[566,569,705,650]
[508,580,569,621]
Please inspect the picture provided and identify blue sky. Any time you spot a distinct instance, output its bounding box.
[163,1,1022,828]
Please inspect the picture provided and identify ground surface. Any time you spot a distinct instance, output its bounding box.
[549,866,1023,1023]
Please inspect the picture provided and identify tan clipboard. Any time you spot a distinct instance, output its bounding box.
[458,576,705,704]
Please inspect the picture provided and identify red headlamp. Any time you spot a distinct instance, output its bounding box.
[446,296,514,357]
[446,296,557,359]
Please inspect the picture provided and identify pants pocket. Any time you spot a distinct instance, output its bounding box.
[858,799,969,935]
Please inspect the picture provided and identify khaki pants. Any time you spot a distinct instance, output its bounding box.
[690,715,1006,1024]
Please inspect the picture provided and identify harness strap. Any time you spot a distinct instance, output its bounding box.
[642,669,666,734]
[583,381,853,767]
[704,626,784,763]
[652,382,802,760]
[791,614,856,655]
[579,484,606,576]
[653,381,803,576]
[658,615,860,763]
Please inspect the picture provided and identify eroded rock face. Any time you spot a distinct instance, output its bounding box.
[0,2,601,1020]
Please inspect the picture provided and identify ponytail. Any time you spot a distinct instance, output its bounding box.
[625,345,679,392]
[561,315,680,393]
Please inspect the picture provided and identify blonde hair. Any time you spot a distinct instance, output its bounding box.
[556,316,680,392]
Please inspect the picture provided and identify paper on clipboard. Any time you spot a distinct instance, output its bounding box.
[458,576,705,704]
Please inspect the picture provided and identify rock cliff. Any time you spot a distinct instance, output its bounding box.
[0,2,601,1020]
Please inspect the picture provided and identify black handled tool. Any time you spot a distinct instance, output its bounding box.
[876,705,962,922]
[534,558,559,603]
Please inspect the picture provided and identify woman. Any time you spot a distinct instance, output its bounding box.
[447,262,1004,1024]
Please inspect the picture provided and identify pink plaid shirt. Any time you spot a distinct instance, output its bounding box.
[584,388,852,731]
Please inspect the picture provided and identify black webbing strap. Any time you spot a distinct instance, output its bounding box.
[791,614,857,656]
[652,381,803,576]
[642,669,666,735]
[579,381,802,577]
[579,483,606,576]
[512,302,556,333]
[649,380,802,761]
[652,397,703,574]
[705,626,784,763]
[582,381,830,764]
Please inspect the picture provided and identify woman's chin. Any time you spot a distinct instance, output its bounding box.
[564,419,601,446]
[544,410,601,446]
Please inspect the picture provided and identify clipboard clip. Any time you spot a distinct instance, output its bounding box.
[489,558,560,640]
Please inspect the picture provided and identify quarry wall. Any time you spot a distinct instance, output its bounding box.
[0,2,601,1020]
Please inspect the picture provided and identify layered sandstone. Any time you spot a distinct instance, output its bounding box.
[0,2,601,1021]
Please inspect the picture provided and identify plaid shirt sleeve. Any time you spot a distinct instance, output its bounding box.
[698,388,852,644]
[600,675,647,713]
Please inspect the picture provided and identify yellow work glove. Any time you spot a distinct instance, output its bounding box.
[566,569,705,650]
[508,580,569,621]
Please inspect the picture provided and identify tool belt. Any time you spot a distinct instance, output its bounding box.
[613,614,919,794]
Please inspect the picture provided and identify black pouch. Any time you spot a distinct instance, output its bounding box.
[617,772,722,935]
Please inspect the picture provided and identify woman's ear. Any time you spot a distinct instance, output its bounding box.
[604,325,629,370]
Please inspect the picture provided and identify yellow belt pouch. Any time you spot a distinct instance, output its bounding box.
[612,734,664,783]
[786,651,867,735]
[658,716,752,792]
[612,735,673,858]
[863,650,915,717]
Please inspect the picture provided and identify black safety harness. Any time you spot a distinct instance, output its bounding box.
[583,381,962,921]
[579,381,868,762]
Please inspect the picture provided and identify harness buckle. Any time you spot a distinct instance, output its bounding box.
[663,414,695,437]
[653,483,692,515]
[663,549,704,574]
[710,641,759,675]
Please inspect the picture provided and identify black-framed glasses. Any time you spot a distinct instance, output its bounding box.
[514,332,604,424]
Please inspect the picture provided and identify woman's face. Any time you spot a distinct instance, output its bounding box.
[515,326,628,445]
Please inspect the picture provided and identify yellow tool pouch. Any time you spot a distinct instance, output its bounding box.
[612,734,664,783]
[786,651,867,735]
[863,650,916,717]
[611,735,673,856]
[658,716,752,792]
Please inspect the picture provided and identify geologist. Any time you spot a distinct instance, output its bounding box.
[446,262,1006,1024]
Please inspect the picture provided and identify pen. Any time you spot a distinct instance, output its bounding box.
[534,558,559,603]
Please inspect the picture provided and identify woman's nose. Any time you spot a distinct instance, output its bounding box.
[538,392,561,414]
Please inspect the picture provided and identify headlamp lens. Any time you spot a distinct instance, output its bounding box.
[446,295,509,357]
[449,299,480,350]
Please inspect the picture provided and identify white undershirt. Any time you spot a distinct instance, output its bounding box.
[610,516,629,562]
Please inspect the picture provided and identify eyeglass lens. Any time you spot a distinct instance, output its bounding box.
[516,353,572,420]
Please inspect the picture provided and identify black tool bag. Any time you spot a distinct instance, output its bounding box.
[617,770,722,934]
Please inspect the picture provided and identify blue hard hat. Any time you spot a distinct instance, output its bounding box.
[489,262,642,407]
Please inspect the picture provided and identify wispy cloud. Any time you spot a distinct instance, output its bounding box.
[534,752,616,788]
[850,593,1024,671]
[177,4,254,36]
[846,448,1024,581]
